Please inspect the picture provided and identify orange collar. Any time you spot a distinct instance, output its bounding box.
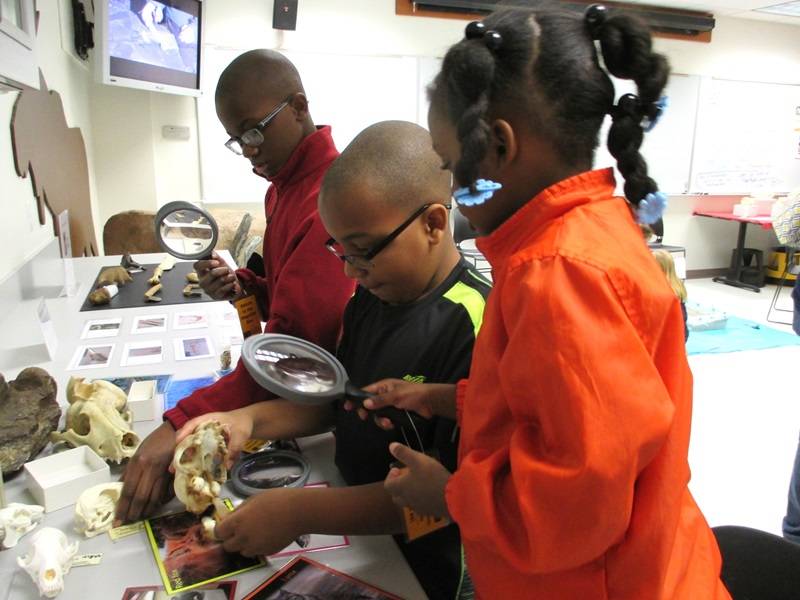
[477,168,617,265]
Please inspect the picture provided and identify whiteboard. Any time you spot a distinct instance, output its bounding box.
[198,47,419,204]
[690,78,800,194]
[594,73,701,195]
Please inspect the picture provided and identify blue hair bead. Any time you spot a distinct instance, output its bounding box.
[453,179,502,207]
[642,95,669,132]
[636,191,668,224]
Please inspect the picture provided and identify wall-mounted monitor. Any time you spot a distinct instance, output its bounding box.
[95,0,203,96]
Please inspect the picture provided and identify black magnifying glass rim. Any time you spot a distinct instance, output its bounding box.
[154,200,220,261]
[230,449,311,496]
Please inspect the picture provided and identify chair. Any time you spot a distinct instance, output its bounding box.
[713,525,800,599]
[767,247,799,325]
[102,210,160,255]
[452,209,491,276]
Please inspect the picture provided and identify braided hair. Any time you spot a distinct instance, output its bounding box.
[429,3,670,208]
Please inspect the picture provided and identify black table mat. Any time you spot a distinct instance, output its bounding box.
[79,261,215,312]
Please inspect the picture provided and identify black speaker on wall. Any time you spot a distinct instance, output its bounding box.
[273,0,298,31]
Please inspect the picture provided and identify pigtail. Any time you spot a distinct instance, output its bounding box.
[591,6,670,205]
[435,38,497,189]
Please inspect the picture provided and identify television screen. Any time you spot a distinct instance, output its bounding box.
[101,0,202,94]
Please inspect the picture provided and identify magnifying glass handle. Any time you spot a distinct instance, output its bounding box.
[344,383,409,429]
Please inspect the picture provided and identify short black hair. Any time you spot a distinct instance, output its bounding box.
[215,49,304,105]
[429,5,669,207]
[321,120,451,211]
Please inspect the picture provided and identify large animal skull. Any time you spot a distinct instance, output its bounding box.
[17,527,79,598]
[74,482,123,538]
[173,421,229,514]
[0,503,44,548]
[50,377,140,463]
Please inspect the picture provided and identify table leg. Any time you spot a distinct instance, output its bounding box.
[712,221,762,292]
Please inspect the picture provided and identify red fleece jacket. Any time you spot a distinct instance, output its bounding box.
[164,126,355,429]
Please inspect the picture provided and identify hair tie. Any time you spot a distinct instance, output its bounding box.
[585,4,608,40]
[453,179,503,207]
[464,21,503,51]
[612,93,640,121]
[636,191,668,224]
[642,95,669,132]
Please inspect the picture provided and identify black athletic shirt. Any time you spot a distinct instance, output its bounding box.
[334,258,490,600]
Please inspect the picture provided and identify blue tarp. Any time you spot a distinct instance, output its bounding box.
[687,316,800,355]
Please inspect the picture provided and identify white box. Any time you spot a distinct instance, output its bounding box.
[732,203,758,218]
[127,380,157,422]
[24,446,110,512]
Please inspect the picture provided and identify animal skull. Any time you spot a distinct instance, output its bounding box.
[50,378,140,463]
[17,527,79,598]
[74,482,123,538]
[172,421,229,514]
[0,503,44,548]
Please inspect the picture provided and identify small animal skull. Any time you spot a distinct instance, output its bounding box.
[50,377,140,463]
[173,421,229,514]
[17,527,79,598]
[74,482,123,538]
[0,503,44,548]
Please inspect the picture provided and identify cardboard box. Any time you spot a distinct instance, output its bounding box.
[24,446,110,512]
[127,379,157,422]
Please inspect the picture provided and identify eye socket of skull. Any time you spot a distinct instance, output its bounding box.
[74,412,91,435]
[179,446,198,464]
[122,433,137,448]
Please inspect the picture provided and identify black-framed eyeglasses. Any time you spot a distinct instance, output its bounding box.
[326,203,451,270]
[224,97,292,155]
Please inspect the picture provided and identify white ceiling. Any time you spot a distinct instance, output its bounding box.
[622,0,800,25]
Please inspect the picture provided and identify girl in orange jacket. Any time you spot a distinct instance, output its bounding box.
[362,4,730,599]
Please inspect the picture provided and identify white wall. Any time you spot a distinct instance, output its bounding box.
[0,0,98,284]
[3,1,800,283]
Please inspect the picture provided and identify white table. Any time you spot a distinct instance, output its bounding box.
[0,251,426,600]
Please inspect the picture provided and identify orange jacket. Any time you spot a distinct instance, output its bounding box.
[446,170,729,599]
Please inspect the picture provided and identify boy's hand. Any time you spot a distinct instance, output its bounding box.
[194,251,243,301]
[385,443,451,520]
[216,488,301,557]
[357,380,456,429]
[115,422,176,526]
[173,410,254,470]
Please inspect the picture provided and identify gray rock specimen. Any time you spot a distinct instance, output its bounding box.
[0,368,60,474]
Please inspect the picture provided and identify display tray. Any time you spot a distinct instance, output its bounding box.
[80,261,215,311]
[24,446,111,512]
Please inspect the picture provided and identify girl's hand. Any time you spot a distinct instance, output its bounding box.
[355,380,455,430]
[384,443,451,519]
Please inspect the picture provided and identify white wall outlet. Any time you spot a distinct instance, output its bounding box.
[162,125,191,141]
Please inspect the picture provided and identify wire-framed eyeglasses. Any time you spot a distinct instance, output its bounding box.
[326,202,451,270]
[224,97,292,155]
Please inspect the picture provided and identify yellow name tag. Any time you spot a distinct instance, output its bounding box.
[234,295,262,339]
[402,506,449,542]
[108,521,144,541]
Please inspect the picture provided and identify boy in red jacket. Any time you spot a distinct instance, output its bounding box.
[116,50,354,525]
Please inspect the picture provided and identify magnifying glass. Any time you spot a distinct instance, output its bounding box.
[241,334,423,442]
[154,201,219,260]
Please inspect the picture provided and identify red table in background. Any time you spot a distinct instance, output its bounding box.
[693,210,773,292]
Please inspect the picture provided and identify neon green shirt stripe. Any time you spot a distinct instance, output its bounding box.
[443,280,486,336]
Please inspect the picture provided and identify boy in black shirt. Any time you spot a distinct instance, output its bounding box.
[176,121,490,600]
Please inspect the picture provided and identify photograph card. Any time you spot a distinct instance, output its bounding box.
[81,318,123,339]
[174,336,214,361]
[121,580,236,600]
[68,344,115,370]
[132,314,167,334]
[164,375,217,411]
[102,374,172,395]
[242,556,402,600]
[145,502,263,595]
[173,311,209,330]
[121,340,164,367]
